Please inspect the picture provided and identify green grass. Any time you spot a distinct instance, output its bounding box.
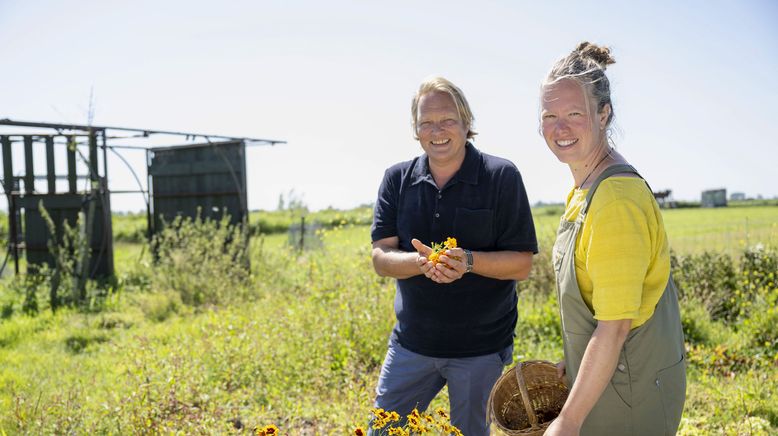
[0,206,776,434]
[662,206,778,255]
[532,204,778,257]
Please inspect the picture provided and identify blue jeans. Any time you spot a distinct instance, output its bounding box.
[369,336,513,436]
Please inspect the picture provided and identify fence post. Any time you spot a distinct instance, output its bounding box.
[299,216,305,251]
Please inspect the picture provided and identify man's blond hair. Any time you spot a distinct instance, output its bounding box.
[411,76,477,140]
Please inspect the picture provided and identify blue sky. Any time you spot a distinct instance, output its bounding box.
[1,1,776,212]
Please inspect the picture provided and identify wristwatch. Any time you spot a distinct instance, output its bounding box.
[464,249,473,273]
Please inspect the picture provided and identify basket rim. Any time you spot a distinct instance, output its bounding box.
[487,360,568,434]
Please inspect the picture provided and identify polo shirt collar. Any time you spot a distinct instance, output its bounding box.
[410,142,481,187]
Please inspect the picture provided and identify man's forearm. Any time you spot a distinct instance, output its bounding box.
[372,247,422,279]
[470,250,533,281]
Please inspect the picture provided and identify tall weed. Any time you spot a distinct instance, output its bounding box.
[151,214,250,306]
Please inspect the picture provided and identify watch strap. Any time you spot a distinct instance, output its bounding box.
[464,249,473,273]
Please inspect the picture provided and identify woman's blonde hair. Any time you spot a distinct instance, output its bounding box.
[411,76,477,139]
[544,42,617,129]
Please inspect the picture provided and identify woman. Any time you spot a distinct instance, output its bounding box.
[539,42,686,435]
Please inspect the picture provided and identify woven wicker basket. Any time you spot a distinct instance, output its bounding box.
[487,360,569,435]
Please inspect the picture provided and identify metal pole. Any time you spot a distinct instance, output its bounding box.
[45,136,56,193]
[23,136,34,193]
[9,194,18,275]
[146,149,153,240]
[67,136,77,193]
[1,136,12,194]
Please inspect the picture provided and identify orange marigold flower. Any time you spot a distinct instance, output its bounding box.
[428,237,458,264]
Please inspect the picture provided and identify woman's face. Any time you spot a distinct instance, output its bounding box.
[540,78,609,166]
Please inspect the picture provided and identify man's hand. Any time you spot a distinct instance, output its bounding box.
[411,239,467,284]
[431,247,467,283]
[411,239,438,280]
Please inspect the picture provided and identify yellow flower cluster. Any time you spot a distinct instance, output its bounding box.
[371,408,401,429]
[365,407,462,436]
[254,424,279,436]
[427,237,458,264]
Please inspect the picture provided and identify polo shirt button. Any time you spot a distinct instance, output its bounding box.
[434,213,440,218]
[617,364,626,372]
[437,193,442,199]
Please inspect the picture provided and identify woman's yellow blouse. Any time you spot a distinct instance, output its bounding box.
[563,177,671,328]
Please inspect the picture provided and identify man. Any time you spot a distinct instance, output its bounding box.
[370,77,537,435]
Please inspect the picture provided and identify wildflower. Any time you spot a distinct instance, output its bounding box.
[428,237,459,265]
[387,427,410,436]
[434,407,449,420]
[353,427,366,436]
[372,408,391,429]
[254,425,279,436]
[407,409,428,433]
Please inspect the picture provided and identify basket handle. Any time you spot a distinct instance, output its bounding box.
[515,363,540,429]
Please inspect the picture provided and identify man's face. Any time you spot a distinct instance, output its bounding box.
[416,91,468,167]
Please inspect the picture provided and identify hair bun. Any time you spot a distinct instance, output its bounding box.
[575,41,616,68]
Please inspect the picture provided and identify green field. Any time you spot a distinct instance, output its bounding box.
[0,205,776,434]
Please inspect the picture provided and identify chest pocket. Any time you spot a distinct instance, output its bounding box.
[453,208,493,250]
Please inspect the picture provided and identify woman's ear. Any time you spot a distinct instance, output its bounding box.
[599,104,611,129]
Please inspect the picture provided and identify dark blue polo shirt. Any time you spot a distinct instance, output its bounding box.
[371,143,538,357]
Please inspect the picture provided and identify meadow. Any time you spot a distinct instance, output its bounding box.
[0,204,776,434]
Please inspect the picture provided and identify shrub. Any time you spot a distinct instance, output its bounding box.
[671,251,739,321]
[680,299,729,346]
[151,214,250,306]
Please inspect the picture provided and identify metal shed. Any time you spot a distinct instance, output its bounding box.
[0,119,284,280]
[147,140,247,236]
[701,189,727,208]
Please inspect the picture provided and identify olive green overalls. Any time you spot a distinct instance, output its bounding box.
[552,165,686,435]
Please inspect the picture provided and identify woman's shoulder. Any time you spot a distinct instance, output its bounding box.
[590,177,656,213]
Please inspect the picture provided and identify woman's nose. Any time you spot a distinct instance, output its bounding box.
[554,118,569,132]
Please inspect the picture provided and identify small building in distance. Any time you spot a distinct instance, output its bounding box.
[701,189,727,208]
[730,192,746,201]
[653,189,675,208]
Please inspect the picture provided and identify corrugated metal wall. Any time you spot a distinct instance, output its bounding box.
[148,140,247,235]
[19,193,113,277]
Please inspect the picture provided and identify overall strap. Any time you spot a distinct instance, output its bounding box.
[582,164,642,215]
